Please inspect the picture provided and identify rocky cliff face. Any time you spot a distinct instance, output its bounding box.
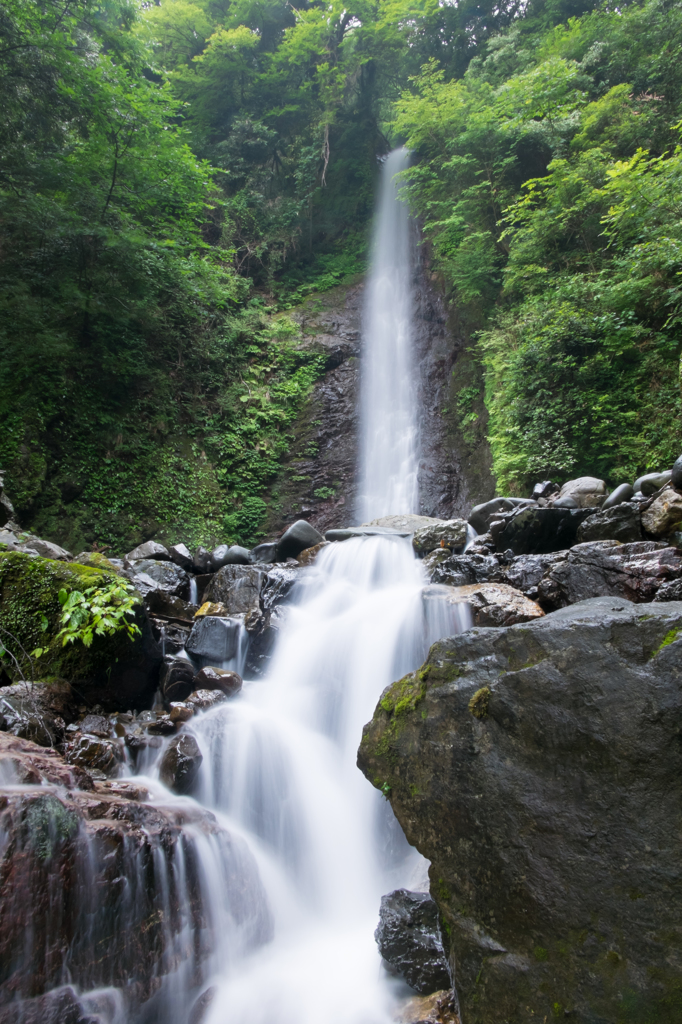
[264,266,494,537]
[358,597,682,1024]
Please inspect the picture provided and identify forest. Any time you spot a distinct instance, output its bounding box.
[1,0,681,551]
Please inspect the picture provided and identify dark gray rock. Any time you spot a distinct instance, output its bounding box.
[496,551,568,600]
[250,542,280,564]
[326,526,411,541]
[160,655,195,703]
[550,495,579,508]
[192,667,242,697]
[428,552,499,587]
[412,520,468,557]
[672,454,682,490]
[193,546,215,573]
[205,565,264,615]
[490,506,593,555]
[64,733,121,775]
[128,559,190,600]
[633,470,672,495]
[213,544,251,567]
[602,482,635,509]
[186,617,244,665]
[145,591,196,620]
[16,537,72,561]
[126,541,170,561]
[375,889,451,995]
[468,498,516,535]
[168,543,193,570]
[359,597,682,1024]
[0,694,59,747]
[244,566,299,676]
[575,501,642,544]
[158,733,203,794]
[277,520,324,560]
[531,481,558,500]
[653,578,682,601]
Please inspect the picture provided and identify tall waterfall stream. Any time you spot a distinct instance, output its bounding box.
[6,152,469,1024]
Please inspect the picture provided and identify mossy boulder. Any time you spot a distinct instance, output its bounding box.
[0,552,161,712]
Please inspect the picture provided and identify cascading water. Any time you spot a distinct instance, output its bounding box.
[3,151,471,1024]
[359,147,419,521]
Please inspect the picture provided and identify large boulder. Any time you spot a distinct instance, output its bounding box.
[555,475,607,508]
[0,552,161,711]
[158,733,203,794]
[276,520,324,560]
[424,583,543,628]
[205,566,264,614]
[601,482,634,509]
[186,617,245,665]
[672,454,682,490]
[468,498,532,535]
[126,541,170,561]
[363,515,446,532]
[426,552,499,588]
[490,506,593,555]
[633,470,672,495]
[412,521,468,557]
[575,501,642,544]
[641,486,682,537]
[358,597,682,1024]
[375,889,451,994]
[16,538,72,561]
[127,558,190,601]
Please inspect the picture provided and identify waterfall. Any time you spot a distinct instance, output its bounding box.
[359,148,419,522]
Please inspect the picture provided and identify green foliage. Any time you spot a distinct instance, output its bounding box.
[55,581,141,649]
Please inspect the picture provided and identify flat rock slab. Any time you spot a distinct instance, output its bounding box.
[363,515,447,531]
[424,582,544,627]
[359,597,682,1024]
[325,526,412,541]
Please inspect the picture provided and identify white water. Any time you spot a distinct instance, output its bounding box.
[359,148,419,521]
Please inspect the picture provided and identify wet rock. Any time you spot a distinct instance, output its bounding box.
[422,548,454,576]
[653,578,682,601]
[495,551,568,601]
[205,565,264,614]
[195,601,231,617]
[16,537,72,560]
[145,591,196,620]
[186,615,246,667]
[412,521,468,557]
[468,498,522,534]
[358,597,682,1024]
[160,655,195,703]
[490,506,593,555]
[641,486,682,537]
[375,889,451,994]
[0,732,93,790]
[193,667,242,697]
[126,540,170,561]
[575,501,642,544]
[212,544,251,567]
[395,990,459,1024]
[128,558,190,600]
[326,526,411,541]
[250,541,279,564]
[79,714,111,738]
[168,543,193,570]
[277,520,325,560]
[185,689,226,712]
[602,482,635,509]
[64,734,121,775]
[158,733,203,794]
[634,470,672,495]
[244,566,299,676]
[169,702,194,724]
[550,494,579,508]
[531,481,558,500]
[427,552,498,587]
[0,985,93,1024]
[555,475,607,508]
[151,619,191,657]
[0,692,61,748]
[672,454,682,490]
[364,514,447,532]
[296,541,329,565]
[193,546,215,573]
[188,987,217,1024]
[424,583,544,628]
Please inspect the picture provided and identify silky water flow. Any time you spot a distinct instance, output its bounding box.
[3,151,471,1024]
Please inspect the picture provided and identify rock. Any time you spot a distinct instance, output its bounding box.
[395,990,459,1024]
[276,520,325,560]
[0,986,94,1024]
[0,692,60,748]
[358,597,682,1024]
[151,619,191,657]
[145,591,196,620]
[193,546,215,573]
[64,733,121,775]
[641,486,682,537]
[160,655,195,703]
[195,601,231,617]
[188,987,217,1024]
[490,506,593,555]
[244,565,299,676]
[375,889,451,994]
[17,537,72,560]
[412,520,468,557]
[0,731,93,790]
[422,548,454,575]
[325,526,411,541]
[192,666,243,697]
[468,498,531,535]
[602,482,635,509]
[212,544,251,567]
[169,702,194,723]
[555,475,607,508]
[495,551,567,601]
[204,565,264,615]
[185,617,244,665]
[128,558,190,600]
[73,551,122,574]
[653,578,682,601]
[168,543,193,570]
[79,714,111,738]
[634,470,672,495]
[250,541,279,564]
[424,582,544,628]
[672,454,682,490]
[185,689,227,712]
[427,552,499,587]
[158,733,203,794]
[550,494,579,508]
[296,541,329,565]
[531,481,558,500]
[363,515,447,532]
[575,501,642,544]
[126,540,170,561]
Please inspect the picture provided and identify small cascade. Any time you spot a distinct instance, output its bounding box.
[359,148,419,521]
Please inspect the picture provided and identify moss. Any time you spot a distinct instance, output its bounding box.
[534,946,549,962]
[469,686,491,719]
[24,795,79,861]
[379,672,427,717]
[652,627,681,657]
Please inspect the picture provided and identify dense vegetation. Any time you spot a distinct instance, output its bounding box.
[1,0,680,551]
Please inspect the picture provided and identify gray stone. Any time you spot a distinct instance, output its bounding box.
[412,520,468,557]
[602,482,635,509]
[168,543,193,570]
[325,526,411,541]
[158,733,203,794]
[128,559,190,600]
[375,889,451,994]
[17,537,72,561]
[205,565,264,614]
[213,544,251,567]
[641,486,682,537]
[64,733,121,775]
[363,515,447,532]
[160,655,195,703]
[250,542,279,564]
[126,540,170,561]
[358,597,682,1024]
[428,552,499,588]
[576,501,642,544]
[653,578,682,601]
[193,546,215,572]
[634,470,672,495]
[555,475,607,508]
[672,454,682,490]
[192,667,242,697]
[531,481,558,500]
[490,506,593,555]
[495,551,568,600]
[276,520,325,560]
[186,617,244,664]
[550,495,579,508]
[424,582,544,628]
[468,498,516,535]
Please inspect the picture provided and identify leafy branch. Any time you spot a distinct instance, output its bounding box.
[54,580,141,649]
